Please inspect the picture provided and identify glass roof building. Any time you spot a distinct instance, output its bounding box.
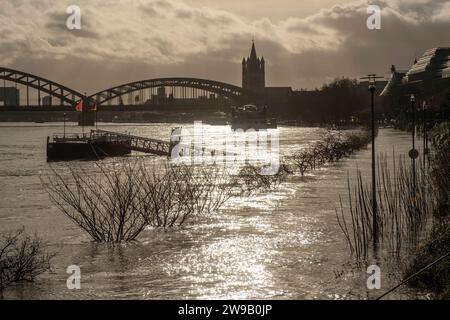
[402,47,450,84]
[381,47,450,97]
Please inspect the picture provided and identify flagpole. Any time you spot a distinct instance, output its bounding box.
[82,111,85,138]
[75,99,83,138]
[82,93,86,138]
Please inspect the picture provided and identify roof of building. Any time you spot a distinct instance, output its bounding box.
[403,47,450,83]
[380,71,406,96]
[244,40,264,64]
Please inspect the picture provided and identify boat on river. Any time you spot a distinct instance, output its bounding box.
[46,132,131,161]
[230,104,277,131]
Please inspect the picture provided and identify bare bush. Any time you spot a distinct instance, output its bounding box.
[235,164,289,195]
[42,160,148,242]
[0,229,54,299]
[140,163,235,227]
[41,160,235,242]
[291,129,371,176]
[232,130,371,194]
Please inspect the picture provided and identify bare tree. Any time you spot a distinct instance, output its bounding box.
[0,229,54,299]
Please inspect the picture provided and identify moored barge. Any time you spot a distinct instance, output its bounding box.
[46,132,131,161]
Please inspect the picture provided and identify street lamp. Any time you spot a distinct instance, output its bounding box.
[369,81,377,248]
[361,74,383,249]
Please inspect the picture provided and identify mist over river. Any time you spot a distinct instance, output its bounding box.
[0,123,425,299]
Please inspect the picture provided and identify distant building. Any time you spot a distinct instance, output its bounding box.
[402,47,450,83]
[0,87,20,106]
[380,66,407,97]
[264,86,293,102]
[242,41,265,92]
[381,47,450,98]
[242,41,293,107]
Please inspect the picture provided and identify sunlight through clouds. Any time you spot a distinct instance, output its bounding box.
[1,0,449,89]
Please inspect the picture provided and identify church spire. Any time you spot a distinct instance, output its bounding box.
[242,39,265,91]
[250,40,257,60]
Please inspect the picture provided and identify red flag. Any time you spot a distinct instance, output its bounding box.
[75,100,83,112]
[92,101,97,111]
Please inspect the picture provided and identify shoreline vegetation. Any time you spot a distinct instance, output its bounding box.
[289,128,371,176]
[405,122,450,299]
[236,128,372,195]
[336,152,436,262]
[336,122,450,299]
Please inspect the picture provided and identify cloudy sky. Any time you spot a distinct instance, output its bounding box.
[1,0,449,93]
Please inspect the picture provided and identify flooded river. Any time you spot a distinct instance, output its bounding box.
[0,123,425,299]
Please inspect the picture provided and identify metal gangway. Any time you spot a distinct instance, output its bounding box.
[90,129,171,156]
[90,129,239,159]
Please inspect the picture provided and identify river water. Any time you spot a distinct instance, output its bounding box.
[0,123,425,299]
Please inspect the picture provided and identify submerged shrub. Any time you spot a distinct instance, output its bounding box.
[235,164,289,195]
[0,229,54,299]
[41,160,234,242]
[291,129,371,176]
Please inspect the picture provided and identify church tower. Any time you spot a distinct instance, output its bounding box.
[242,41,265,92]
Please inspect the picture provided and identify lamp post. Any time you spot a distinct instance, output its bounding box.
[361,74,383,249]
[82,92,86,138]
[369,81,377,248]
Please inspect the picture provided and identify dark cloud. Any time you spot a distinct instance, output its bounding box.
[176,8,193,19]
[0,0,449,90]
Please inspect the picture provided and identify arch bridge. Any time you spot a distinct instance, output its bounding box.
[0,68,251,108]
[89,77,246,106]
[0,67,84,107]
